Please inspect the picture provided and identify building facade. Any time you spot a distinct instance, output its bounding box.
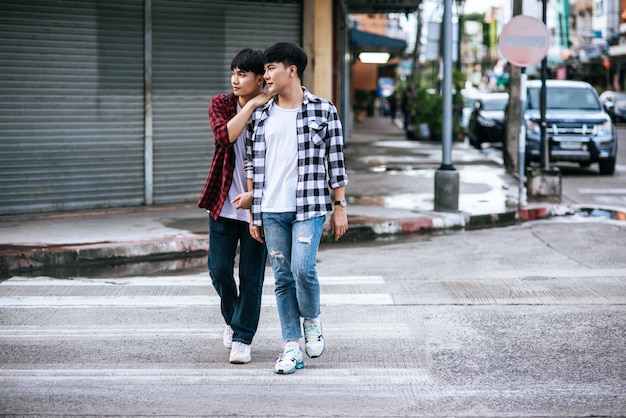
[0,0,343,215]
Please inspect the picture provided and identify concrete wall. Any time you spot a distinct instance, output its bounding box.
[303,0,334,101]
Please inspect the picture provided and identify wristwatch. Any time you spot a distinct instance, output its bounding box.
[334,199,347,207]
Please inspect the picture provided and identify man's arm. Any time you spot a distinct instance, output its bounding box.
[324,104,348,241]
[245,177,265,243]
[208,92,270,146]
[330,186,348,241]
[208,95,235,147]
[225,92,270,143]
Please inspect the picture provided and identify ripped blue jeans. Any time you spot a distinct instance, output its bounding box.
[262,212,325,341]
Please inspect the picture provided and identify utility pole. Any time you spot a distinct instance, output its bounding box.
[434,0,459,212]
[502,0,523,174]
[412,6,422,89]
[526,0,562,204]
[539,0,549,169]
[455,0,464,72]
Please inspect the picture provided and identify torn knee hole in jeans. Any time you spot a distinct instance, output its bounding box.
[269,250,284,260]
[297,235,313,244]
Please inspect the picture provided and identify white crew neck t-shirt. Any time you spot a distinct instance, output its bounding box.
[261,104,299,212]
[218,102,249,223]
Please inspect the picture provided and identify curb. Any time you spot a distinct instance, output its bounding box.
[0,235,208,278]
[0,207,559,278]
[323,210,520,242]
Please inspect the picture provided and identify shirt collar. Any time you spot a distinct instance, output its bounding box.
[261,86,319,114]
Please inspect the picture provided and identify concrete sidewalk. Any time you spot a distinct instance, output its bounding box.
[0,116,553,277]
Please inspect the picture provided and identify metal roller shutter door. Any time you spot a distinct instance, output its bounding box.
[0,0,145,215]
[151,0,302,204]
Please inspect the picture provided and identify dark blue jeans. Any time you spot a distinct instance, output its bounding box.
[208,216,267,345]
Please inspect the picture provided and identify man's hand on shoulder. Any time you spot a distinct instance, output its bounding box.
[248,92,272,109]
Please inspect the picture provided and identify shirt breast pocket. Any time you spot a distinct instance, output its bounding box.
[308,120,328,147]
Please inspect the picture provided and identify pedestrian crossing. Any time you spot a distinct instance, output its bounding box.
[0,367,431,384]
[0,274,394,308]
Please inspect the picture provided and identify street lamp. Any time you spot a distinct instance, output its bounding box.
[455,0,465,72]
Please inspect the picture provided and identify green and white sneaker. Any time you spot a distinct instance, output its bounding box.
[274,341,304,374]
[303,318,325,358]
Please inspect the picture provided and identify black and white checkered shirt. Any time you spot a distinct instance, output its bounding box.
[245,87,348,226]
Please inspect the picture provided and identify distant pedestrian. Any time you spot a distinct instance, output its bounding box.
[245,41,349,375]
[388,92,398,124]
[401,88,414,132]
[197,48,271,365]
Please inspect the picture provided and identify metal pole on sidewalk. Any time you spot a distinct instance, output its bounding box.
[519,69,527,208]
[434,0,459,212]
[539,0,549,170]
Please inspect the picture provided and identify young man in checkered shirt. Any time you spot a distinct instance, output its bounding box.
[198,49,271,365]
[244,42,349,374]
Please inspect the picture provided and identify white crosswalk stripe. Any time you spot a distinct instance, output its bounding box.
[0,274,393,307]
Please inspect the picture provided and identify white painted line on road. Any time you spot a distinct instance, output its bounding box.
[3,275,385,286]
[0,328,220,337]
[1,275,213,286]
[290,275,386,285]
[0,274,392,307]
[0,368,431,384]
[0,295,216,307]
[320,294,393,305]
[578,188,626,194]
[0,323,410,339]
[0,293,394,308]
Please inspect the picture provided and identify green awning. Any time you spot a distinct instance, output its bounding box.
[351,28,407,53]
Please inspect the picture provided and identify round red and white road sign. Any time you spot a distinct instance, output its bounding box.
[498,15,549,67]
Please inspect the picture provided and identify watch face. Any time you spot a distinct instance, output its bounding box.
[335,200,346,207]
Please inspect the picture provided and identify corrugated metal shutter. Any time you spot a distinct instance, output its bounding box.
[151,0,302,204]
[0,0,145,215]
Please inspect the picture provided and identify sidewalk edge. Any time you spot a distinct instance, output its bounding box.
[0,207,566,277]
[1,235,208,278]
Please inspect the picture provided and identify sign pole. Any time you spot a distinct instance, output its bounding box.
[497,15,550,210]
[519,69,527,208]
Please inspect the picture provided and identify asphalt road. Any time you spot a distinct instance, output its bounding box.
[1,218,625,417]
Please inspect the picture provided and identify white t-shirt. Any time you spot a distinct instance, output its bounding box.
[261,104,298,212]
[218,103,250,223]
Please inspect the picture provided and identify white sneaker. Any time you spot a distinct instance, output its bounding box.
[274,342,304,374]
[229,341,251,364]
[223,325,233,349]
[303,318,325,358]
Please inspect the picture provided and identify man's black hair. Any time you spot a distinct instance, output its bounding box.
[263,42,308,80]
[231,48,264,75]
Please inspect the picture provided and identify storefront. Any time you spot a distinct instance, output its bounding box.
[0,0,302,215]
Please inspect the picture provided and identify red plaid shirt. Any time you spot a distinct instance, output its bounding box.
[197,92,239,220]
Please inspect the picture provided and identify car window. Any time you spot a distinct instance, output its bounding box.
[464,97,478,108]
[528,87,601,110]
[481,98,508,111]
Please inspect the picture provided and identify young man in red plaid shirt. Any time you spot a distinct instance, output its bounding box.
[198,49,271,364]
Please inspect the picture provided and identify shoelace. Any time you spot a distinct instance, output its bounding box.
[276,345,299,363]
[232,342,246,353]
[304,322,322,342]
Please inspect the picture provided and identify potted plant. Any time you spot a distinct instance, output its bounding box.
[410,88,443,140]
[408,86,465,141]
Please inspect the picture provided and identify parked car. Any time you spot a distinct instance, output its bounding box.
[460,89,485,131]
[599,90,626,122]
[519,80,617,175]
[467,92,509,149]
